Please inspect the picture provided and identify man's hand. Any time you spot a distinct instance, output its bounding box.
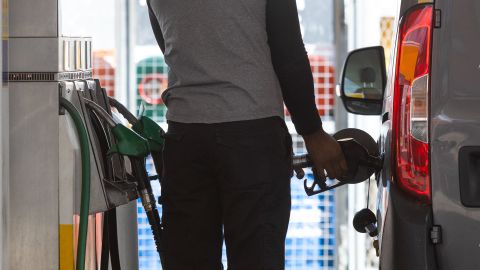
[303,128,348,180]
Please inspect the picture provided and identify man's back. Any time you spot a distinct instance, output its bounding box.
[148,0,284,123]
[147,1,348,269]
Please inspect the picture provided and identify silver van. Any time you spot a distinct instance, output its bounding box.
[338,0,480,269]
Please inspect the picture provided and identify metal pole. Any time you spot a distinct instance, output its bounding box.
[115,0,128,105]
[116,201,139,270]
[333,1,349,270]
[127,0,137,115]
[0,1,9,269]
[114,1,139,269]
[334,0,349,131]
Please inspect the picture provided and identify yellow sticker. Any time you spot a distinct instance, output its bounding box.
[3,0,9,38]
[60,224,74,270]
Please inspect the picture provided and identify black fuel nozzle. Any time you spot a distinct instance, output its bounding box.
[336,138,383,184]
[353,208,378,237]
[292,128,383,196]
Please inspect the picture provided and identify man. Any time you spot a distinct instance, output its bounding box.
[147,0,347,269]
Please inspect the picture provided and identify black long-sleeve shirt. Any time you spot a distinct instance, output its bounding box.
[147,0,321,135]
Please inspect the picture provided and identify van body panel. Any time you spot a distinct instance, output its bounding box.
[430,0,480,269]
[349,0,480,268]
[379,185,437,270]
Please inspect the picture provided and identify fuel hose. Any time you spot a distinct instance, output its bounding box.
[60,97,91,270]
[130,156,164,261]
[108,97,138,125]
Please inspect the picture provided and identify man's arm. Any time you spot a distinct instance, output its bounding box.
[266,0,320,136]
[147,0,166,53]
[266,0,347,179]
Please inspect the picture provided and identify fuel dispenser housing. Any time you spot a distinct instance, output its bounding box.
[60,80,138,214]
[8,1,140,266]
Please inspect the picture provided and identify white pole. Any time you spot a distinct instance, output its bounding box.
[0,2,9,269]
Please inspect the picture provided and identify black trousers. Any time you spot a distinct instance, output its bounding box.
[161,117,293,270]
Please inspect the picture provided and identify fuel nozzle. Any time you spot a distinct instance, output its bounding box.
[108,97,166,180]
[292,128,383,196]
[131,116,165,180]
[336,138,382,184]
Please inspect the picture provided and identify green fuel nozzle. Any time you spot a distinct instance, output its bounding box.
[108,97,166,179]
[132,116,165,153]
[109,124,150,158]
[132,116,165,179]
[84,99,150,158]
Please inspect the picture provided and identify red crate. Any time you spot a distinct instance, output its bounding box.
[93,51,116,97]
[285,55,335,118]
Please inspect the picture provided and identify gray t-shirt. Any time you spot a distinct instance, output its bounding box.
[148,0,284,123]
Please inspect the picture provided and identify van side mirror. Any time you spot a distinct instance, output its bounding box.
[340,46,386,115]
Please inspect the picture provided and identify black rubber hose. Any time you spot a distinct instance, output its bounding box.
[100,209,122,270]
[130,157,163,258]
[150,151,164,182]
[108,208,122,270]
[100,213,110,270]
[108,97,138,125]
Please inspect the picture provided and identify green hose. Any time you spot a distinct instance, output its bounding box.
[60,97,91,270]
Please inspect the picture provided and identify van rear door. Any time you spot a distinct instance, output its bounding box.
[430,1,480,269]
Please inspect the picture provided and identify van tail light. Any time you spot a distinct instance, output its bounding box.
[392,5,433,203]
